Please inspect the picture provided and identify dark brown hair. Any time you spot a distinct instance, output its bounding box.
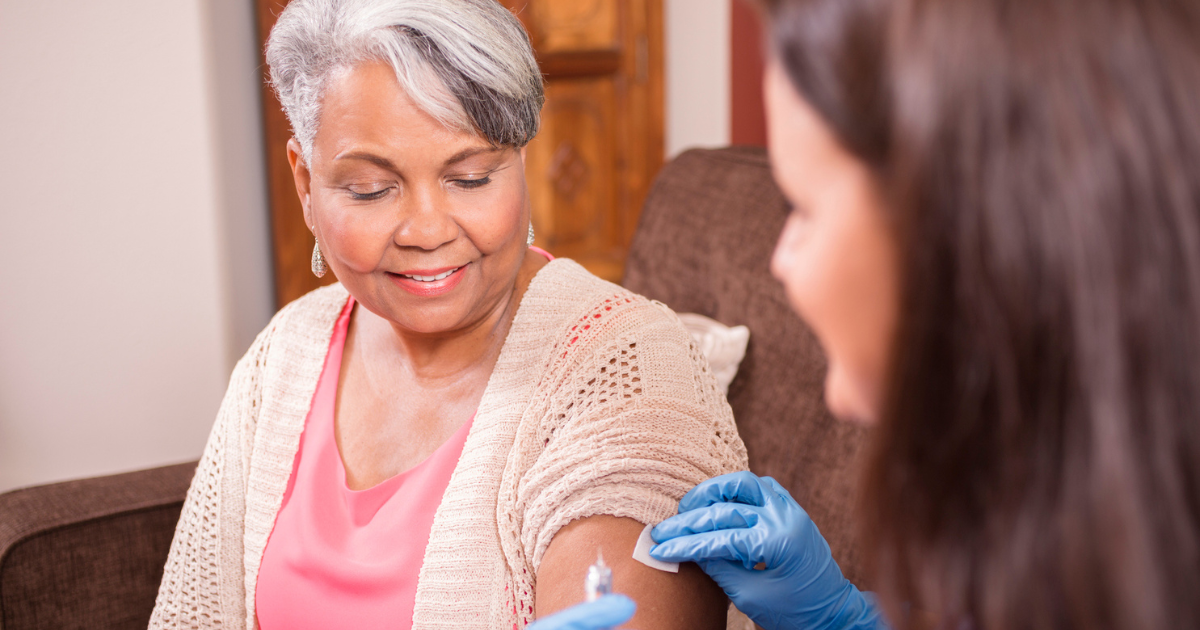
[762,0,1200,628]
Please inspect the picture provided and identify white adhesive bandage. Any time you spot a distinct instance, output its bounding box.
[632,523,679,573]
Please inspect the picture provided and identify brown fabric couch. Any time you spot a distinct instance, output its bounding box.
[624,147,870,586]
[0,463,195,629]
[0,147,868,629]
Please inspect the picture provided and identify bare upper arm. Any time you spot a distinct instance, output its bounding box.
[535,514,728,630]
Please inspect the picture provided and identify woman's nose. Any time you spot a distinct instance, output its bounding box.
[392,187,459,250]
[771,212,807,282]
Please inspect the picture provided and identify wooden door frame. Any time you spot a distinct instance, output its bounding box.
[255,0,330,308]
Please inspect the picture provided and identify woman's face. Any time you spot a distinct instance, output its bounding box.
[765,59,900,424]
[288,61,531,335]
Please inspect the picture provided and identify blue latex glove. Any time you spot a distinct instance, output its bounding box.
[525,594,636,630]
[650,472,887,630]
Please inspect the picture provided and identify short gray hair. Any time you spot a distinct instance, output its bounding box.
[266,0,544,163]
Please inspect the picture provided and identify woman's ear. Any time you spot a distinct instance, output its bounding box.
[287,138,314,230]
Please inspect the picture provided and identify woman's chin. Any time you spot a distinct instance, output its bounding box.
[384,307,476,337]
[823,372,879,425]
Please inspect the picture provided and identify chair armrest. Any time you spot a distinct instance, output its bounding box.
[0,462,197,630]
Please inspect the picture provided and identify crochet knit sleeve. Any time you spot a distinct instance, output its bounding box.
[509,294,750,574]
[148,326,272,629]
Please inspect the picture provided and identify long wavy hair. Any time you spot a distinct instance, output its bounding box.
[761,0,1200,627]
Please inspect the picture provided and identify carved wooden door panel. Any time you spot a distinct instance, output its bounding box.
[502,0,664,283]
[257,0,663,305]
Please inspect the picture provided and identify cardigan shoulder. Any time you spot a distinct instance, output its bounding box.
[521,258,737,417]
[223,281,350,464]
[519,258,688,353]
[496,258,749,586]
[263,283,350,347]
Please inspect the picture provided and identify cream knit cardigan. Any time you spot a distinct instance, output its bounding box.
[149,259,748,629]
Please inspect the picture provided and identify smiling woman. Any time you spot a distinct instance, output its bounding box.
[291,61,536,341]
[146,1,745,629]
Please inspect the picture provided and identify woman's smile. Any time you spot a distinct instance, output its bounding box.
[386,263,469,297]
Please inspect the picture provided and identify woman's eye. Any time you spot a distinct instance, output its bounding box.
[347,187,390,201]
[453,175,491,190]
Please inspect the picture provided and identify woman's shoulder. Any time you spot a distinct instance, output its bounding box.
[500,263,748,570]
[268,282,350,332]
[521,259,704,385]
[254,283,349,346]
[524,258,681,333]
[232,283,350,373]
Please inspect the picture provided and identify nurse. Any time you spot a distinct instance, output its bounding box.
[531,0,1200,628]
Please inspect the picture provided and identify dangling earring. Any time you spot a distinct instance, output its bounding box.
[527,222,536,247]
[312,238,327,278]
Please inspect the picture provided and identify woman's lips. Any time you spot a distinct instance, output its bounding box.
[387,264,468,297]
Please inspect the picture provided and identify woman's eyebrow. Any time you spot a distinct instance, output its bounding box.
[444,146,501,167]
[334,151,396,170]
[332,147,500,170]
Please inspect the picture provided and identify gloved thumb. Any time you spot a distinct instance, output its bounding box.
[525,594,636,630]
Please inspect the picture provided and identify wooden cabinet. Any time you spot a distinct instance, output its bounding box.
[256,0,664,306]
[506,0,664,283]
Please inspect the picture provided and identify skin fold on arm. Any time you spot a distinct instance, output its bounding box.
[536,514,729,629]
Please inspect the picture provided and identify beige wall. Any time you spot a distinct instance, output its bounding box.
[0,0,725,493]
[0,0,273,492]
[666,0,731,157]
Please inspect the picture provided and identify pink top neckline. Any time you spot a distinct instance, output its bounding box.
[256,297,474,629]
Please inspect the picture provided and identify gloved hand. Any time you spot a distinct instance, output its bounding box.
[525,594,636,630]
[649,472,887,630]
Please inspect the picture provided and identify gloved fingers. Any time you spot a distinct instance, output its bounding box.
[695,557,755,584]
[649,527,766,568]
[651,502,762,542]
[758,476,818,532]
[677,471,769,512]
[525,595,637,630]
[760,476,798,504]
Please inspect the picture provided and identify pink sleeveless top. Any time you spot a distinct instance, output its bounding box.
[256,297,474,630]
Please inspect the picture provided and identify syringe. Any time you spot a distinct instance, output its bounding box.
[584,550,613,602]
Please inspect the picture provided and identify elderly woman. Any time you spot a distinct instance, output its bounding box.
[148,1,746,628]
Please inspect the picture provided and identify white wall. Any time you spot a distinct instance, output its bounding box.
[0,0,722,493]
[0,0,272,492]
[205,0,277,366]
[665,0,731,158]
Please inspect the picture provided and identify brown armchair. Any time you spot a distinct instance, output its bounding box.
[0,463,195,629]
[0,147,868,629]
[623,147,870,587]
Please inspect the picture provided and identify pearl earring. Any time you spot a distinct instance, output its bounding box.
[527,223,536,247]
